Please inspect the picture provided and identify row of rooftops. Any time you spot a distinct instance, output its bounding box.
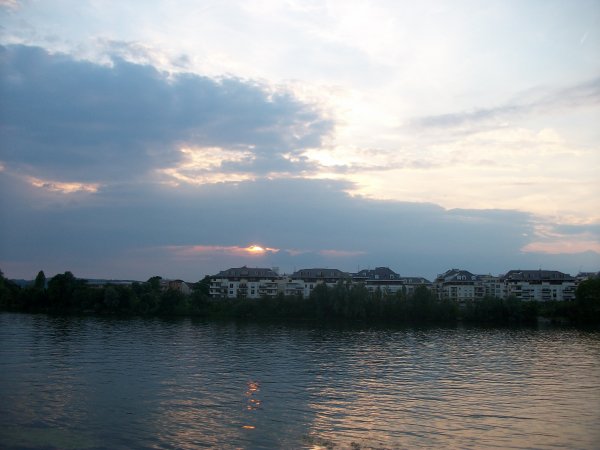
[213,266,598,283]
[436,268,581,283]
[213,266,430,283]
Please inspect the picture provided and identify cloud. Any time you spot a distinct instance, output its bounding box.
[5,171,595,281]
[0,0,19,10]
[2,170,599,280]
[408,77,600,130]
[522,240,600,255]
[318,249,366,258]
[27,176,100,194]
[156,145,320,186]
[0,44,332,184]
[521,221,600,255]
[166,244,281,258]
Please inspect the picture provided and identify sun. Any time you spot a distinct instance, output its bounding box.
[246,245,265,254]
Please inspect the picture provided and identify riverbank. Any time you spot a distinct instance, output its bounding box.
[2,270,599,326]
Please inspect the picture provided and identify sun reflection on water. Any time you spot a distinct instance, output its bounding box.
[242,380,261,430]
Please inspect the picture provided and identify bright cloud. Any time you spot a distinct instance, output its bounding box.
[158,147,257,185]
[521,222,600,255]
[0,0,19,10]
[522,240,600,255]
[28,176,99,194]
[166,245,280,258]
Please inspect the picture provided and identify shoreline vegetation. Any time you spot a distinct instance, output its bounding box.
[1,270,599,326]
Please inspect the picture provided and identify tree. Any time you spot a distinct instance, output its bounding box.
[103,286,120,311]
[34,270,46,290]
[311,283,331,319]
[409,285,435,322]
[0,269,20,308]
[47,271,79,309]
[195,275,211,296]
[574,277,600,323]
[147,276,162,292]
[28,270,49,309]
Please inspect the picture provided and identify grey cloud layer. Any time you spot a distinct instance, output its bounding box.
[2,171,598,279]
[0,44,332,181]
[0,172,551,278]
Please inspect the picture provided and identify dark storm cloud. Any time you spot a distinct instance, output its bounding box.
[0,44,332,181]
[409,77,600,129]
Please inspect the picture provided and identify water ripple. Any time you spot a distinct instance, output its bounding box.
[1,314,599,449]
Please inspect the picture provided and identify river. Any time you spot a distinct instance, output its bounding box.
[1,313,599,449]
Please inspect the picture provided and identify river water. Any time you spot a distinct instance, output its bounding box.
[0,313,599,449]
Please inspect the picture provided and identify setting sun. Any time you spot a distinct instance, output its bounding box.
[243,245,280,255]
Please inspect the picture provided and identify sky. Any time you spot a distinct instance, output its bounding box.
[0,0,599,281]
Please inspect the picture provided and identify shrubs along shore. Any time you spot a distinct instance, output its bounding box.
[1,270,599,325]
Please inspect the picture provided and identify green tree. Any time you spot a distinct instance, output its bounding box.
[147,276,162,292]
[159,289,189,315]
[0,269,20,308]
[47,271,81,309]
[34,270,46,290]
[190,290,209,315]
[574,277,600,323]
[311,283,331,319]
[409,285,435,322]
[137,292,159,315]
[195,275,211,296]
[103,286,120,312]
[26,270,49,309]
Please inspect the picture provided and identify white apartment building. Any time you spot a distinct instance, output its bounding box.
[479,274,504,298]
[209,266,281,299]
[434,269,481,302]
[208,265,582,302]
[288,268,350,299]
[502,270,576,302]
[353,267,431,296]
[435,268,576,302]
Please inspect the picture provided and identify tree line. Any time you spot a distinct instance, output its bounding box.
[1,269,599,325]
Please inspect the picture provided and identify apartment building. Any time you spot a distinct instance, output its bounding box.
[501,270,576,302]
[209,266,281,299]
[353,267,431,296]
[434,269,481,302]
[208,265,583,302]
[288,268,350,299]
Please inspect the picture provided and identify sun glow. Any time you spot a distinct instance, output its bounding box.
[243,245,280,255]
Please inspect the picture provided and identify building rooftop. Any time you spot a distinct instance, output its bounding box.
[354,267,400,280]
[213,266,280,279]
[437,269,478,283]
[502,270,574,281]
[290,268,350,279]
